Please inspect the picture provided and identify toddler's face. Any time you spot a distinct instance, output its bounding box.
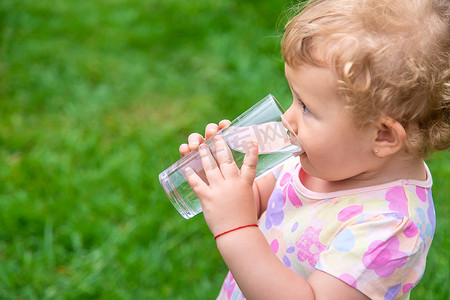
[283,63,378,182]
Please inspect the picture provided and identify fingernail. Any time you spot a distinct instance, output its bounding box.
[185,167,194,176]
[199,144,208,153]
[248,142,257,151]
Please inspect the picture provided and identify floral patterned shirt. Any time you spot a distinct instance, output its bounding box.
[217,158,435,300]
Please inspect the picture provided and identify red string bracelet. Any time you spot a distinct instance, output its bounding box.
[213,224,259,240]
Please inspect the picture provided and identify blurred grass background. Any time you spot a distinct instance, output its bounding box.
[0,0,448,299]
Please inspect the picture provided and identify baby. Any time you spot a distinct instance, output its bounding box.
[179,0,449,299]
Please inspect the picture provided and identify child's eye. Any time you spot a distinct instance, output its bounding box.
[297,99,311,114]
[303,104,311,114]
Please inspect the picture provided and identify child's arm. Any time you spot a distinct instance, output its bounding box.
[217,228,370,299]
[185,137,369,300]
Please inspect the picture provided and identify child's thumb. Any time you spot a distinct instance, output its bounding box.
[240,142,258,184]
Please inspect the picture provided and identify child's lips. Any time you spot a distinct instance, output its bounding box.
[293,149,305,157]
[289,137,304,157]
[294,149,307,157]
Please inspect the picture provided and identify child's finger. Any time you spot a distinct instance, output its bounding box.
[185,167,209,195]
[218,119,231,130]
[188,133,205,151]
[205,123,220,139]
[179,143,190,157]
[198,144,223,182]
[214,135,239,178]
[240,142,259,185]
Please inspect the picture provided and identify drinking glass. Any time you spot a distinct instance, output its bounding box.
[159,94,303,219]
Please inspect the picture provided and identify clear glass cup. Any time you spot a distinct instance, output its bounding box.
[159,94,303,219]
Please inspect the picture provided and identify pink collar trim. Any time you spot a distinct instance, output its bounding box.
[292,162,432,200]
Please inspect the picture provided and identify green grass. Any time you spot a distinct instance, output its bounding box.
[0,0,448,299]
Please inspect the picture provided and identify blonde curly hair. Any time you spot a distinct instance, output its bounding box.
[282,0,450,158]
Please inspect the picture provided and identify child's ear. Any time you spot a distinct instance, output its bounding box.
[373,117,406,158]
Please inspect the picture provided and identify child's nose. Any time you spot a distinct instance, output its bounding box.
[283,105,298,134]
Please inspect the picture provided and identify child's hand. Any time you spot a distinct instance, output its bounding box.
[179,120,231,157]
[185,135,259,237]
